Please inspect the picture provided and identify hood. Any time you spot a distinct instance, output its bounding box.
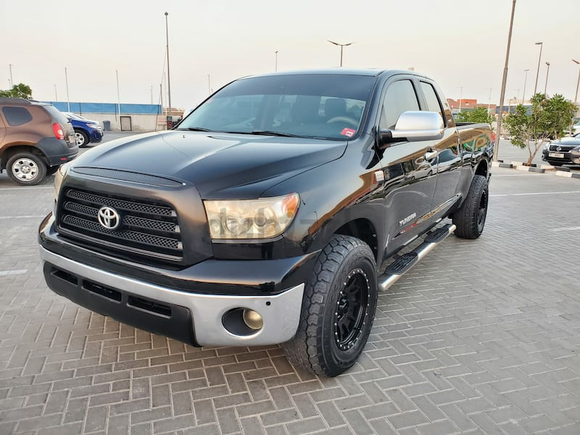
[71,131,347,198]
[550,137,580,146]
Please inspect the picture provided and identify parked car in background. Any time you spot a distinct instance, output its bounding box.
[542,132,580,167]
[0,98,78,185]
[62,112,103,147]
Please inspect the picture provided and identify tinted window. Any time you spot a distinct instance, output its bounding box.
[380,80,420,129]
[420,82,444,124]
[2,107,32,126]
[44,105,70,125]
[179,74,375,140]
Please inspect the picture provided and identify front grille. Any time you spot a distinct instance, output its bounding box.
[58,188,182,261]
[549,145,576,152]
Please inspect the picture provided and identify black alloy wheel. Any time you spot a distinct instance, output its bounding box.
[334,268,370,351]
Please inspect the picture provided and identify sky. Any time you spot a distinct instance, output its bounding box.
[1,0,579,110]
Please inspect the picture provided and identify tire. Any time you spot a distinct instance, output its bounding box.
[6,152,47,186]
[452,174,489,239]
[283,235,378,376]
[46,166,59,176]
[74,129,89,147]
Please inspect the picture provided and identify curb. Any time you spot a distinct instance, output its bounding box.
[555,171,580,179]
[493,160,579,178]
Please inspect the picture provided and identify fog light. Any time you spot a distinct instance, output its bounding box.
[242,309,263,330]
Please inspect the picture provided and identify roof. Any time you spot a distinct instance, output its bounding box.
[242,68,428,80]
[0,98,45,106]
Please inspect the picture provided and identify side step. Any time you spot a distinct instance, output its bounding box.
[379,223,456,291]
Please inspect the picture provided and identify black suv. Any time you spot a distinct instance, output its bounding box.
[0,98,78,185]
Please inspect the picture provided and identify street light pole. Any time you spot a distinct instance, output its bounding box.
[116,70,121,121]
[164,12,172,123]
[522,69,529,104]
[494,0,517,162]
[327,40,353,67]
[458,87,463,113]
[533,42,543,95]
[572,59,579,105]
[64,67,70,112]
[8,64,13,88]
[544,62,550,95]
[275,51,278,72]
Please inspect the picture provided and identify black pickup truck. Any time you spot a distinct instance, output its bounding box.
[39,70,493,376]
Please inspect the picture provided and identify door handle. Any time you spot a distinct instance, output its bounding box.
[425,150,438,160]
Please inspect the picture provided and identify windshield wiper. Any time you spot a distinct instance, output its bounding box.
[177,127,212,132]
[249,130,300,137]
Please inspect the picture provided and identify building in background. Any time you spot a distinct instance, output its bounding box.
[44,101,164,132]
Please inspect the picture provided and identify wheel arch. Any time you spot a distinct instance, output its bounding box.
[333,218,380,264]
[1,144,48,170]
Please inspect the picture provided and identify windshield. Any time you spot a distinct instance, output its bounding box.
[178,74,376,140]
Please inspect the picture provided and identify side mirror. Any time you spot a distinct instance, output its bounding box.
[379,111,444,147]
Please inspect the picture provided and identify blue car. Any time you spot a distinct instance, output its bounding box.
[63,112,104,147]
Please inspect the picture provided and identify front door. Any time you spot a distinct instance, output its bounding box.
[377,78,438,258]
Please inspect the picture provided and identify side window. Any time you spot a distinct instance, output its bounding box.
[2,107,33,126]
[420,82,445,125]
[380,80,420,130]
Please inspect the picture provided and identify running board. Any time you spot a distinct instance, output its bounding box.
[379,224,456,291]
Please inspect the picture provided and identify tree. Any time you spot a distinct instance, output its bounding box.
[0,83,33,99]
[503,93,576,165]
[455,107,494,125]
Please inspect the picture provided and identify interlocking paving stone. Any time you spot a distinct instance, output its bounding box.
[1,167,580,434]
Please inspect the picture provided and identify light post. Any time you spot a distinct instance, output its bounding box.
[458,87,463,113]
[327,40,353,67]
[487,88,492,113]
[572,59,580,105]
[544,62,550,95]
[522,69,529,104]
[164,12,172,123]
[64,67,70,112]
[533,42,543,95]
[8,64,13,88]
[275,51,278,72]
[116,70,121,121]
[494,0,517,162]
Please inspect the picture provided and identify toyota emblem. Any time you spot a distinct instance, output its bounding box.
[557,146,562,152]
[98,206,120,230]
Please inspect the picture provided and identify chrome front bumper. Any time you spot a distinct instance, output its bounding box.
[40,247,304,347]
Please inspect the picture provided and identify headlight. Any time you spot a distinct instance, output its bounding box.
[573,146,580,154]
[204,193,300,240]
[54,162,72,200]
[87,123,99,129]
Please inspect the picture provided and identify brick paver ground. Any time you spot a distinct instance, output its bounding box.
[1,161,579,434]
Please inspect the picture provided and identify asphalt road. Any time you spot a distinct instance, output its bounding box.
[1,139,580,434]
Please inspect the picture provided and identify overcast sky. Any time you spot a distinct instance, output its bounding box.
[1,0,579,110]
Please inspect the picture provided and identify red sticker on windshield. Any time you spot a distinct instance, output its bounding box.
[341,128,356,137]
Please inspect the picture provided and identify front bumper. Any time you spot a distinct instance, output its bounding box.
[542,150,580,165]
[89,129,103,143]
[41,246,304,347]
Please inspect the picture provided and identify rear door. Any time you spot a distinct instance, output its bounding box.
[418,81,462,217]
[376,77,438,257]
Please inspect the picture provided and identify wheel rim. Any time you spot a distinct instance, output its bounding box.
[334,268,370,351]
[12,158,39,181]
[477,190,488,232]
[75,132,86,146]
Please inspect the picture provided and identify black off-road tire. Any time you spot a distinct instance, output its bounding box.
[452,174,489,239]
[6,152,47,186]
[282,235,378,377]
